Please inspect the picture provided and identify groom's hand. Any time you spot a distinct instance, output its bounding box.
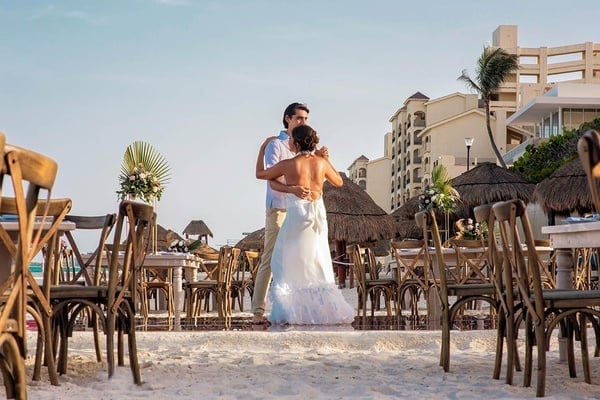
[289,185,311,199]
[315,146,329,159]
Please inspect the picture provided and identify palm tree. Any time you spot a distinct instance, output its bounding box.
[458,46,518,169]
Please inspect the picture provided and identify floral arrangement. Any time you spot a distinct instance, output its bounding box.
[455,218,488,240]
[118,164,163,203]
[116,141,171,203]
[418,165,460,213]
[169,239,202,253]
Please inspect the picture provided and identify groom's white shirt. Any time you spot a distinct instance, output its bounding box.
[264,130,294,209]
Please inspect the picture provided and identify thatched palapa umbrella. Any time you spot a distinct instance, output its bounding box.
[533,158,594,218]
[235,227,265,251]
[323,173,397,243]
[182,220,213,244]
[451,162,535,211]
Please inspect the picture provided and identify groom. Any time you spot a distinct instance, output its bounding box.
[251,102,311,325]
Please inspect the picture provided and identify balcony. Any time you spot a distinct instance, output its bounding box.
[414,119,426,127]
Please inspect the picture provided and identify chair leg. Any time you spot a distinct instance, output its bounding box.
[535,327,547,398]
[580,314,591,384]
[493,311,505,380]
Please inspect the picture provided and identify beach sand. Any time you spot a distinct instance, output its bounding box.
[23,288,600,399]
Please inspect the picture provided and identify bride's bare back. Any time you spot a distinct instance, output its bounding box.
[256,126,343,199]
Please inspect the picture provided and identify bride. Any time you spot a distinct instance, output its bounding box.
[255,125,355,325]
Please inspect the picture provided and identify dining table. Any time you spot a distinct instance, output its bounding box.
[0,217,77,284]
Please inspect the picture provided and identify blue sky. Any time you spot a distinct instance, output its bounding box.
[1,0,599,251]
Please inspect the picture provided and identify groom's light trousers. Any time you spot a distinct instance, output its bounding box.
[251,208,286,315]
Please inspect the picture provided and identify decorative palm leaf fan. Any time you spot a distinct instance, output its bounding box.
[117,141,172,203]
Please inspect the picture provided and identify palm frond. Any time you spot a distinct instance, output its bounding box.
[117,141,171,202]
[120,141,171,185]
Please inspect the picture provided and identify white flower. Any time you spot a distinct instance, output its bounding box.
[129,175,135,181]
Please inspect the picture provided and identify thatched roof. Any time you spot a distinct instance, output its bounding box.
[235,227,265,251]
[323,173,398,243]
[451,162,535,210]
[391,196,420,221]
[533,158,594,216]
[155,224,183,251]
[182,220,213,238]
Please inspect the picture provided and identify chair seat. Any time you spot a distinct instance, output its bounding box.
[185,280,218,288]
[447,283,495,296]
[49,285,108,299]
[536,289,600,308]
[366,278,397,286]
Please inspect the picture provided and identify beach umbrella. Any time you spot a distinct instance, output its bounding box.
[323,173,398,244]
[235,227,265,251]
[182,220,213,243]
[451,162,535,212]
[533,158,594,216]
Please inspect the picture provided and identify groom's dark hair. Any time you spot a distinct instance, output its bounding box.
[282,102,309,128]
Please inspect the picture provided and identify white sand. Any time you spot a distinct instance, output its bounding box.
[22,287,600,399]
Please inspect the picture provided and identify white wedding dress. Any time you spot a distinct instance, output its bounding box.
[269,194,355,325]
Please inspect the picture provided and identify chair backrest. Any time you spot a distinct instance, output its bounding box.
[578,129,600,213]
[364,247,380,279]
[0,141,58,356]
[107,201,154,314]
[473,202,509,305]
[62,214,116,285]
[390,239,429,290]
[349,244,367,294]
[448,238,490,284]
[492,199,547,327]
[244,250,260,282]
[415,210,447,299]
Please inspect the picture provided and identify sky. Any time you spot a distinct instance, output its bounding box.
[1,0,599,252]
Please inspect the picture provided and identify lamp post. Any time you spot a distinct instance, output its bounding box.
[464,137,474,171]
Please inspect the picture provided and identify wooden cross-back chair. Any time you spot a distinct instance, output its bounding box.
[230,250,253,311]
[348,244,396,320]
[243,250,261,299]
[472,203,523,386]
[364,247,396,313]
[50,213,116,375]
[1,197,72,386]
[493,199,600,397]
[105,200,153,383]
[415,209,499,373]
[390,239,432,317]
[185,246,239,327]
[0,140,63,398]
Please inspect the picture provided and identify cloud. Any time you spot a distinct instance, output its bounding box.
[30,5,106,25]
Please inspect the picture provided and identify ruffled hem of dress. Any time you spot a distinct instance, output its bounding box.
[269,283,356,325]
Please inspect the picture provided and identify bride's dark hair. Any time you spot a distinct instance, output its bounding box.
[292,125,319,152]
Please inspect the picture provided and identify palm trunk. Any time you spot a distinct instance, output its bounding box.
[485,100,508,168]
